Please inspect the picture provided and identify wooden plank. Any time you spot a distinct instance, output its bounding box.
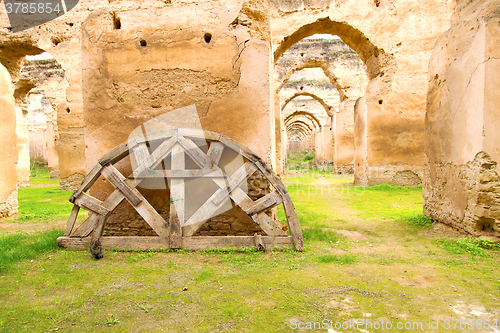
[178,128,220,141]
[245,191,283,216]
[182,162,257,236]
[212,162,257,205]
[98,142,131,166]
[254,234,264,250]
[169,143,184,248]
[208,142,224,165]
[254,160,303,251]
[64,205,80,237]
[74,192,109,216]
[134,128,177,144]
[132,142,151,173]
[132,169,224,179]
[129,190,170,239]
[177,135,212,169]
[147,135,178,170]
[251,212,287,236]
[71,214,98,238]
[57,236,293,251]
[101,165,142,206]
[91,214,107,244]
[70,163,103,202]
[182,236,294,250]
[57,236,168,251]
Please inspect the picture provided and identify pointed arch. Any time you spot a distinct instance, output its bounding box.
[284,110,321,128]
[281,92,333,116]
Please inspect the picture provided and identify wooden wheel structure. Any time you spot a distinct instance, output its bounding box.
[57,128,303,257]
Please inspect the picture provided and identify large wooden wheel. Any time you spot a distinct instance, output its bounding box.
[57,128,303,257]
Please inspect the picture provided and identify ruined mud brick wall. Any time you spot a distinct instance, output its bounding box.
[0,63,18,217]
[0,0,109,190]
[270,0,455,185]
[424,0,500,238]
[83,0,276,236]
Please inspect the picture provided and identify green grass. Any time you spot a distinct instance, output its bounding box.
[16,186,75,222]
[0,173,499,332]
[0,229,63,274]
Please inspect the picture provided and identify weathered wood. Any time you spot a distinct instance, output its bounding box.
[147,135,178,170]
[254,234,264,250]
[212,162,257,205]
[64,205,80,237]
[74,192,109,216]
[91,214,107,244]
[251,212,287,236]
[134,128,177,144]
[177,135,211,169]
[178,128,220,141]
[132,169,225,179]
[208,142,224,166]
[101,165,142,206]
[132,142,151,173]
[98,142,131,166]
[70,163,103,202]
[245,191,283,216]
[183,162,257,236]
[254,160,303,251]
[169,143,184,248]
[182,236,293,250]
[57,236,168,251]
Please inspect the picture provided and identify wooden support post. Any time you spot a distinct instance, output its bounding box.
[169,143,184,248]
[64,205,80,237]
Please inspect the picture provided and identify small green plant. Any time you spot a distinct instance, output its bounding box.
[316,254,356,264]
[435,237,499,257]
[403,214,433,228]
[105,315,120,326]
[302,227,342,243]
[138,304,152,313]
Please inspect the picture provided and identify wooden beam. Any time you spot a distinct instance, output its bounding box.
[70,163,102,202]
[98,142,131,166]
[64,205,80,237]
[74,192,109,216]
[101,165,142,206]
[57,236,294,251]
[244,191,283,216]
[147,135,178,170]
[177,135,211,169]
[132,169,224,179]
[169,143,184,248]
[132,142,151,173]
[208,142,224,166]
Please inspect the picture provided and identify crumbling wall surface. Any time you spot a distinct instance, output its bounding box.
[0,63,18,217]
[0,0,108,190]
[424,0,500,238]
[82,0,274,235]
[15,106,30,187]
[271,0,455,185]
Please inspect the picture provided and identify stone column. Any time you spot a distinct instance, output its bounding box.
[0,63,18,217]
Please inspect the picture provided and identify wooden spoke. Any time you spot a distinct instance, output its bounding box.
[147,135,178,170]
[244,191,283,216]
[64,205,80,237]
[101,165,142,206]
[208,142,224,166]
[177,135,211,169]
[74,192,109,216]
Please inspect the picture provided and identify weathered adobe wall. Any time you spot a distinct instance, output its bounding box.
[270,0,455,185]
[15,105,30,187]
[82,0,275,236]
[0,0,109,190]
[0,63,18,217]
[424,0,500,238]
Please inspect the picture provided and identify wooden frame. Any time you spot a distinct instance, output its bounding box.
[57,128,303,257]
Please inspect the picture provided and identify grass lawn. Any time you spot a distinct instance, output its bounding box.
[0,171,499,332]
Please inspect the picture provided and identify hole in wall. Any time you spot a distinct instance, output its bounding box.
[140,39,147,47]
[67,22,74,27]
[203,33,212,43]
[66,107,70,113]
[374,0,380,7]
[300,86,304,91]
[378,100,383,105]
[51,36,64,46]
[113,13,121,30]
[475,217,495,232]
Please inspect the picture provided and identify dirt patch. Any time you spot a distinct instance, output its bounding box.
[335,229,366,240]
